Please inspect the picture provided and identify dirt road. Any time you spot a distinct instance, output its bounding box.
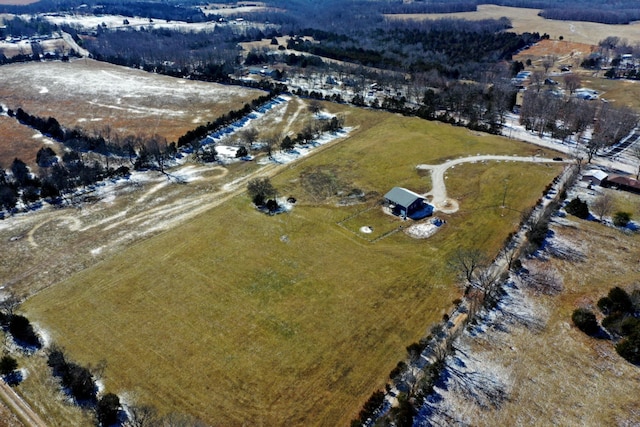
[0,380,46,427]
[416,155,566,213]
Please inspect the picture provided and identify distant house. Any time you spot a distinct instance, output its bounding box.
[384,187,433,220]
[603,175,640,194]
[248,66,278,78]
[581,170,608,186]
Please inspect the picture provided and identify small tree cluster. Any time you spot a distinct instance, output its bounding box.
[572,308,599,335]
[577,286,640,365]
[0,300,41,349]
[247,177,277,207]
[47,347,97,402]
[565,197,589,219]
[350,390,385,427]
[0,355,18,376]
[613,211,631,227]
[96,393,121,426]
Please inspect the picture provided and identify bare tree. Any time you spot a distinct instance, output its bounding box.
[239,128,259,150]
[307,99,322,115]
[593,104,638,149]
[541,55,556,74]
[500,246,519,271]
[530,70,545,93]
[147,135,169,174]
[449,248,487,285]
[520,262,563,295]
[125,404,158,427]
[474,269,502,307]
[563,73,581,95]
[632,144,640,179]
[592,193,614,221]
[263,131,281,159]
[583,137,605,163]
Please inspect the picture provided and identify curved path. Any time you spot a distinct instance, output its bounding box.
[416,155,565,213]
[28,215,82,248]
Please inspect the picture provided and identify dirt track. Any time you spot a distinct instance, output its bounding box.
[0,380,46,427]
[416,155,567,213]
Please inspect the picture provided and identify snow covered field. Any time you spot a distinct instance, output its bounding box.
[0,59,262,142]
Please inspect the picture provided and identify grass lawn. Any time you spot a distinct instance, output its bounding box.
[23,107,563,426]
[582,77,640,111]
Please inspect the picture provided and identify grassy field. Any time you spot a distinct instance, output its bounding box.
[0,116,68,168]
[386,4,640,45]
[581,77,640,111]
[452,211,640,426]
[19,106,563,426]
[0,59,263,145]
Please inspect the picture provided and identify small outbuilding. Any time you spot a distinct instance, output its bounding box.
[581,169,608,187]
[384,187,433,220]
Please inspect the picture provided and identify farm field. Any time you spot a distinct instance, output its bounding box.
[435,204,640,426]
[386,5,640,45]
[17,106,564,426]
[513,38,597,72]
[581,78,640,111]
[0,115,66,168]
[0,59,264,145]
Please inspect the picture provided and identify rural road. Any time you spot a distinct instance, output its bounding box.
[416,155,565,213]
[0,380,47,427]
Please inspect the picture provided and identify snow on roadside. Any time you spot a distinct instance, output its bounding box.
[257,127,352,165]
[416,276,549,425]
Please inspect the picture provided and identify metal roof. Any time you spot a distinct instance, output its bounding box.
[384,187,423,208]
[583,170,608,181]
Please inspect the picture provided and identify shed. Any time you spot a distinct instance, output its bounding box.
[384,187,433,220]
[581,169,608,186]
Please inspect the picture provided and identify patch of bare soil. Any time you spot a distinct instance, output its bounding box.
[514,39,598,71]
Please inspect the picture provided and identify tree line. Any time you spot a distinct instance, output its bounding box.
[519,90,638,162]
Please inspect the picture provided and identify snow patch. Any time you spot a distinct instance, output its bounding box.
[257,128,351,165]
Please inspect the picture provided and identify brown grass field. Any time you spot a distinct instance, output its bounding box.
[0,116,66,168]
[0,59,263,146]
[386,4,640,45]
[448,192,640,426]
[14,105,563,426]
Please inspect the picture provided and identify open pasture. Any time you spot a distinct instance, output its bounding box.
[20,107,563,426]
[0,115,66,167]
[0,59,263,144]
[386,4,640,45]
[581,77,640,111]
[444,212,640,426]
